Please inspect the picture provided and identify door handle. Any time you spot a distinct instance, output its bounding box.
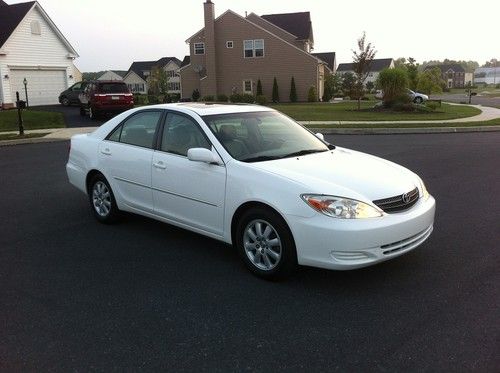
[153,161,167,170]
[101,148,111,155]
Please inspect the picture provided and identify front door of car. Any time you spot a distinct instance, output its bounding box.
[98,110,163,213]
[151,112,226,236]
[69,82,83,102]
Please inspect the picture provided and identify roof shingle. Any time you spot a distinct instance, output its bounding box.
[312,52,336,71]
[337,58,394,72]
[0,1,35,48]
[261,12,312,41]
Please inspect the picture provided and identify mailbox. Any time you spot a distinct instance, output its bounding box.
[17,100,26,109]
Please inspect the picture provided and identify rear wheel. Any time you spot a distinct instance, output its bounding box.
[88,174,120,224]
[89,106,100,120]
[79,106,86,116]
[236,207,297,280]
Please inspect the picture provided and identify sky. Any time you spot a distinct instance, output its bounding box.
[9,0,500,72]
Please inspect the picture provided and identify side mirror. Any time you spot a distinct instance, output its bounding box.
[315,133,325,141]
[187,148,220,164]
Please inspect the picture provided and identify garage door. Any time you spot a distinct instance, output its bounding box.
[10,70,67,106]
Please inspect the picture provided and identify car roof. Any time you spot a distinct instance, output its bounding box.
[146,103,275,116]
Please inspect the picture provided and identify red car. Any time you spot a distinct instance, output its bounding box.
[79,80,134,119]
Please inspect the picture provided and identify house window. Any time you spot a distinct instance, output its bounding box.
[30,21,41,35]
[244,39,265,58]
[226,41,233,48]
[194,42,205,55]
[167,82,181,91]
[243,80,252,94]
[167,70,177,78]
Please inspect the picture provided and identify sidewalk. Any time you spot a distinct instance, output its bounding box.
[1,103,500,146]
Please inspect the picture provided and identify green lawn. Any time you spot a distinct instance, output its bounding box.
[269,102,481,121]
[0,109,65,131]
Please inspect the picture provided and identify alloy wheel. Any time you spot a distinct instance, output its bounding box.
[92,181,111,217]
[243,219,282,271]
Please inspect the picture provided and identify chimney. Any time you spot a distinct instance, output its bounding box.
[203,0,217,96]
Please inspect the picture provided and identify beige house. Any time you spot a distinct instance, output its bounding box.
[123,57,181,95]
[180,1,335,102]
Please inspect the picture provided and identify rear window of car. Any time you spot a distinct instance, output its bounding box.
[98,83,129,94]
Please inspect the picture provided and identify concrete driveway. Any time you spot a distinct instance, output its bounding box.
[33,104,106,127]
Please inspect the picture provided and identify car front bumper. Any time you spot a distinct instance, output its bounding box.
[289,195,436,270]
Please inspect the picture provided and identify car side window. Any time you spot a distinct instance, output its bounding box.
[72,83,82,91]
[108,111,162,149]
[161,113,211,156]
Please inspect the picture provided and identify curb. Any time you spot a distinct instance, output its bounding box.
[307,125,500,135]
[0,136,67,147]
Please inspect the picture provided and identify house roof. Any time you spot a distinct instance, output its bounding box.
[0,1,36,48]
[425,64,465,73]
[337,58,394,72]
[128,57,182,81]
[261,12,312,41]
[180,55,190,68]
[312,52,335,71]
[111,70,127,77]
[156,56,182,68]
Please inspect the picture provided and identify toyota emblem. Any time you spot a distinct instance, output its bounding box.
[402,193,411,204]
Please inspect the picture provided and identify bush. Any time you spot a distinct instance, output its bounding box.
[426,101,440,111]
[147,95,160,104]
[272,77,280,103]
[289,76,297,103]
[376,68,409,106]
[307,86,317,102]
[443,87,450,92]
[134,94,148,105]
[392,102,416,112]
[216,94,228,102]
[255,95,267,105]
[192,89,200,102]
[241,94,255,103]
[229,93,242,103]
[202,95,215,102]
[256,79,263,96]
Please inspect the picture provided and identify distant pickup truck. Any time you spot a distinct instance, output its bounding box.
[375,89,429,103]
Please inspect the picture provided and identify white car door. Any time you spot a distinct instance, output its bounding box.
[98,110,164,213]
[151,111,226,236]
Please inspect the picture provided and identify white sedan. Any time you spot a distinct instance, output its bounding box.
[67,103,435,279]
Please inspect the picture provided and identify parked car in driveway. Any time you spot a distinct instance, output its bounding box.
[79,80,134,119]
[375,89,429,103]
[59,81,88,106]
[66,103,435,279]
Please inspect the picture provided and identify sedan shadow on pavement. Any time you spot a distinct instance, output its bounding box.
[32,104,107,128]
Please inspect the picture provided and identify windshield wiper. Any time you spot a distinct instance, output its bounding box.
[239,155,281,163]
[278,149,327,159]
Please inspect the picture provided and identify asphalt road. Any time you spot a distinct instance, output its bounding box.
[34,104,106,127]
[1,133,499,371]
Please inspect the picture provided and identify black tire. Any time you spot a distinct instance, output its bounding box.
[88,174,120,224]
[414,97,423,104]
[235,207,297,280]
[61,97,70,106]
[79,106,86,116]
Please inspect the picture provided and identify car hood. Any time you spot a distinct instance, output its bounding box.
[248,147,418,202]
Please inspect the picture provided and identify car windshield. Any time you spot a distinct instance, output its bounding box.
[202,111,330,162]
[99,83,129,94]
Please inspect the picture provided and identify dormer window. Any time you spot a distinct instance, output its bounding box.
[194,43,205,55]
[30,21,41,35]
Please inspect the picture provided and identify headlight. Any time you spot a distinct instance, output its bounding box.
[418,178,430,200]
[301,194,383,219]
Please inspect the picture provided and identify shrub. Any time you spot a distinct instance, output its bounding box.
[426,101,439,111]
[202,95,215,102]
[170,93,180,103]
[256,79,263,96]
[229,93,242,103]
[272,77,280,103]
[365,81,375,93]
[192,89,200,102]
[307,86,317,102]
[376,68,409,107]
[147,95,160,104]
[443,87,450,92]
[241,94,255,103]
[216,94,228,102]
[134,94,148,105]
[289,76,297,102]
[392,102,416,112]
[255,95,267,105]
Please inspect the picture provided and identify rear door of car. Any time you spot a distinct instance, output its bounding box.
[151,111,226,236]
[98,109,165,213]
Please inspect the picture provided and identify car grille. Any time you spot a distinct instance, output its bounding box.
[373,187,419,213]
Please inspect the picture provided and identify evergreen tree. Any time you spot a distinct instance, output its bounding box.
[272,77,280,103]
[289,76,297,102]
[256,79,263,96]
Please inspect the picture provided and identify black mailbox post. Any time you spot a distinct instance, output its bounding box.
[16,91,25,135]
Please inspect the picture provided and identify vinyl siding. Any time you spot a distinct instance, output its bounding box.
[0,6,76,105]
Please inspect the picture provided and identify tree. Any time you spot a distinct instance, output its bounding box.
[272,77,280,103]
[148,66,168,95]
[323,73,341,101]
[365,81,375,93]
[289,76,297,102]
[340,72,356,98]
[192,89,200,102]
[352,32,377,109]
[417,67,444,95]
[376,68,409,107]
[256,79,263,96]
[483,59,498,67]
[307,86,317,102]
[397,57,419,91]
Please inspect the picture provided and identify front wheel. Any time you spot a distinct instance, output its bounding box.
[61,97,70,106]
[235,207,297,280]
[414,97,423,104]
[88,174,120,224]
